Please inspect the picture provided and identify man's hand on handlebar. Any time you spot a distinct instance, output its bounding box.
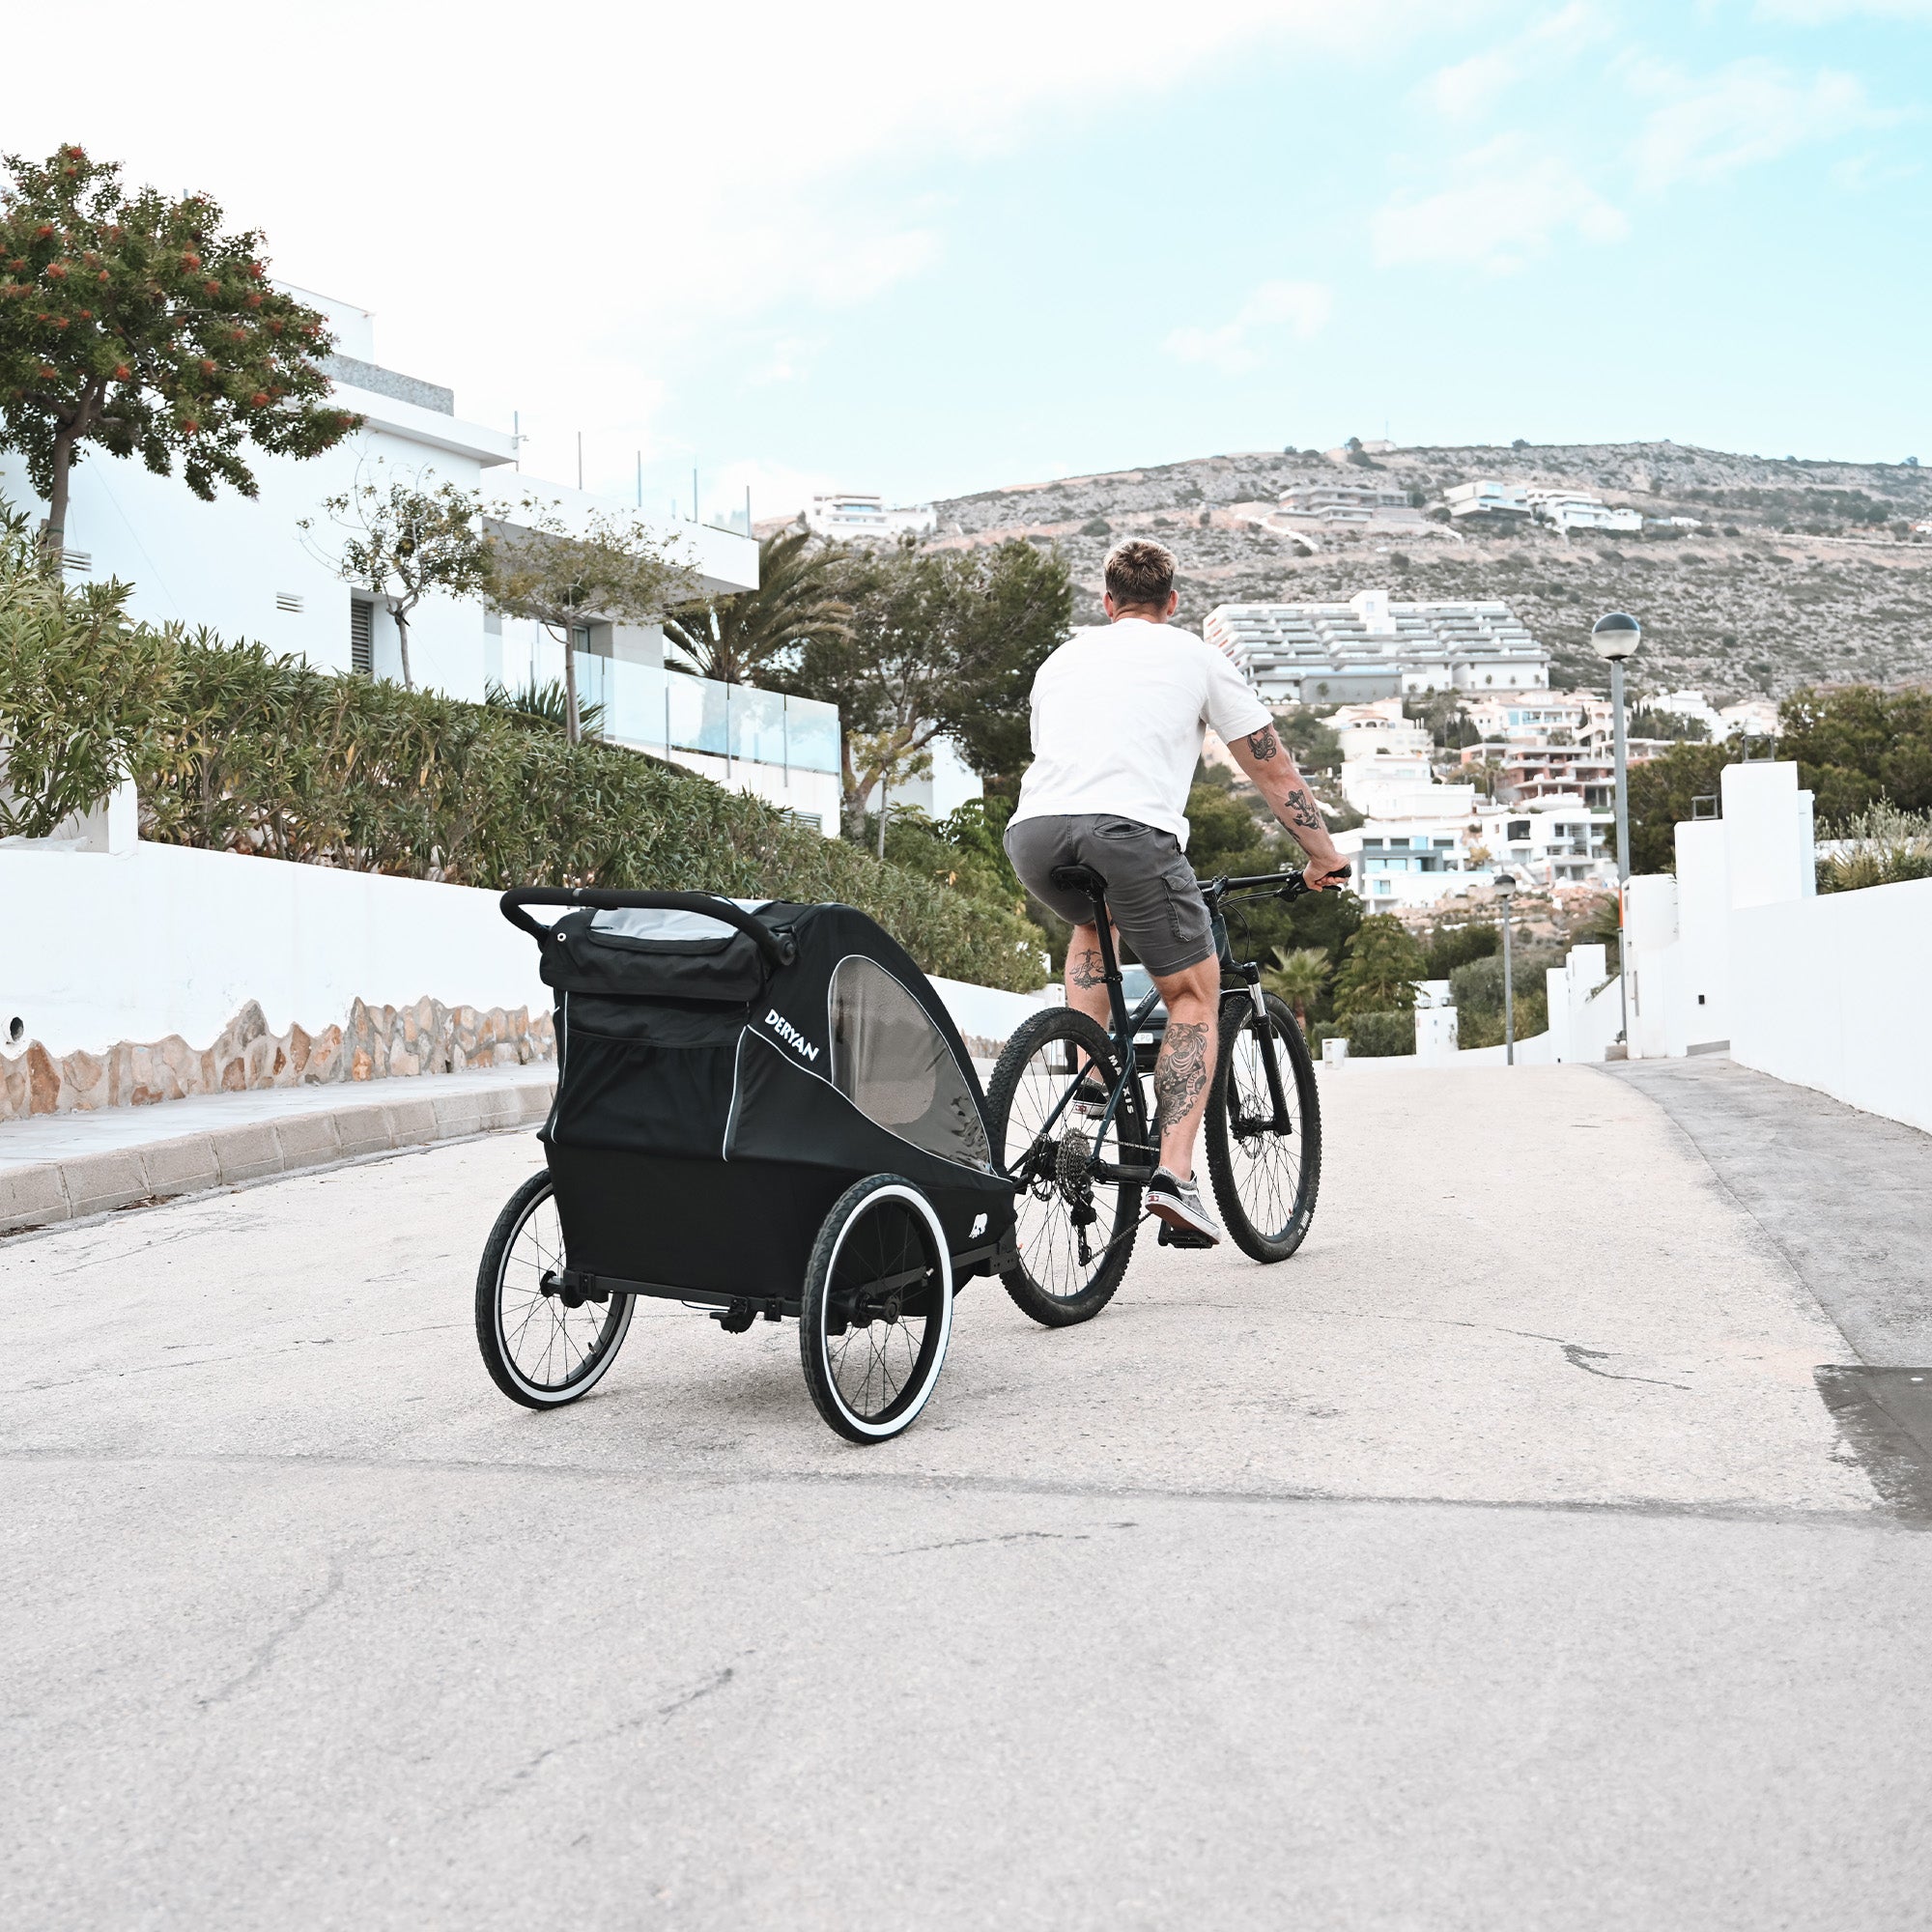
[1301,858,1351,894]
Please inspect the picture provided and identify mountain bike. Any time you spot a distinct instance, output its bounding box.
[985,863,1323,1327]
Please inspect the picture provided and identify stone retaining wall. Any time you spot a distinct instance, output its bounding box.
[0,997,554,1122]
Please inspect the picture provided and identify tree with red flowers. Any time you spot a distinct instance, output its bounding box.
[0,144,358,562]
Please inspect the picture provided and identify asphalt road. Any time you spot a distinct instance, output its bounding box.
[5,1061,1929,1930]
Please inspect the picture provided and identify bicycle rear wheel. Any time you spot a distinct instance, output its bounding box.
[985,1008,1148,1326]
[1205,990,1321,1263]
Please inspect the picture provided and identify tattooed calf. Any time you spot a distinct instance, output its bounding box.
[1154,1019,1212,1125]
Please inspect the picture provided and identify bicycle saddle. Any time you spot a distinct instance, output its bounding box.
[1049,863,1109,899]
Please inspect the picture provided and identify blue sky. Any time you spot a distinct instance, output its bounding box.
[14,2,1932,516]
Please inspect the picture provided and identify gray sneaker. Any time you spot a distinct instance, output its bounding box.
[1147,1166,1221,1246]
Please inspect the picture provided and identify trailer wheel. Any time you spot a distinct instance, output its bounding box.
[800,1175,952,1443]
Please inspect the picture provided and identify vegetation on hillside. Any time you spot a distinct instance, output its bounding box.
[932,441,1932,698]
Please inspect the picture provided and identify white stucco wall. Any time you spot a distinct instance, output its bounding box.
[0,840,550,1057]
[0,839,1046,1063]
[1729,878,1932,1134]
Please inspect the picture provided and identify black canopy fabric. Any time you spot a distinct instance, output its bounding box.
[537,898,1015,1293]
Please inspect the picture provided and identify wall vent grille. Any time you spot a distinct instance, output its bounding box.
[276,591,304,614]
[350,599,373,674]
[62,550,92,575]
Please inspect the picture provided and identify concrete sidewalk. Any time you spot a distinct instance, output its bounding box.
[0,1064,554,1236]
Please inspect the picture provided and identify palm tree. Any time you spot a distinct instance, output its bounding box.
[663,526,851,685]
[484,675,605,738]
[1263,946,1331,1033]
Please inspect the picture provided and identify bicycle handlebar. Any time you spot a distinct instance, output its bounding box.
[497,888,798,968]
[1206,867,1314,905]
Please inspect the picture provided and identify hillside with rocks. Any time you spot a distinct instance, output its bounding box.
[930,441,1932,700]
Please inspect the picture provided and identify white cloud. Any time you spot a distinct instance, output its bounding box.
[1421,4,1605,118]
[1631,60,1892,188]
[1164,281,1333,375]
[0,0,1438,481]
[1373,141,1627,271]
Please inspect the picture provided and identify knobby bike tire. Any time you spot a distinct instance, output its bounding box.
[984,1007,1147,1327]
[1205,989,1322,1264]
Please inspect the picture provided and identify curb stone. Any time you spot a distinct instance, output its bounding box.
[0,1076,555,1236]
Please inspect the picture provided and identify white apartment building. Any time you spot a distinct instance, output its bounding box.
[1337,797,1615,908]
[1206,587,1549,703]
[1,289,845,834]
[1268,484,1429,534]
[804,494,937,544]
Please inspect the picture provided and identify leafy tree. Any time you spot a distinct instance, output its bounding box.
[0,498,171,835]
[1275,705,1343,772]
[485,496,694,743]
[1331,913,1427,1020]
[1263,946,1330,1032]
[0,145,355,561]
[662,526,851,685]
[786,537,1070,837]
[1778,684,1932,817]
[1424,920,1497,980]
[1628,705,1710,743]
[934,537,1072,801]
[1621,741,1731,872]
[301,467,488,691]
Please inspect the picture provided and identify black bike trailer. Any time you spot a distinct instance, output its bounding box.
[474,889,1017,1442]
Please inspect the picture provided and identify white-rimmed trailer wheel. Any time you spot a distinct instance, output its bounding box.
[475,1170,635,1408]
[800,1175,953,1444]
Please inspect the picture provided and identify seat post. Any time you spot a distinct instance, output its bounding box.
[1086,891,1132,1042]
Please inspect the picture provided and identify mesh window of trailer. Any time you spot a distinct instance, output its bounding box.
[828,956,990,1171]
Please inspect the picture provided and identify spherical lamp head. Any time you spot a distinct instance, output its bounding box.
[1592,611,1642,663]
[1494,870,1518,900]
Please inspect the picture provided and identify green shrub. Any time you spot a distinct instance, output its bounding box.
[1816,803,1932,893]
[1345,1009,1414,1058]
[0,528,1047,990]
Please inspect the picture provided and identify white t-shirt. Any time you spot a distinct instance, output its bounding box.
[1009,618,1272,849]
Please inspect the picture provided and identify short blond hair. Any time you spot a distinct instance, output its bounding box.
[1104,539,1175,610]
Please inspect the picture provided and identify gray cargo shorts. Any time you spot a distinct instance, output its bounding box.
[1005,813,1214,979]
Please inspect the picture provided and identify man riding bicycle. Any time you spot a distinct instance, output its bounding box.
[1005,539,1349,1245]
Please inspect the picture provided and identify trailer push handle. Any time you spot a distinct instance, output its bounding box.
[498,888,798,969]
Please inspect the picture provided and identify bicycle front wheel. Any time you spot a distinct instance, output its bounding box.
[1205,990,1321,1263]
[985,1008,1148,1326]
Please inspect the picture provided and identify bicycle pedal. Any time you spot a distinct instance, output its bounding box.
[1156,1222,1217,1250]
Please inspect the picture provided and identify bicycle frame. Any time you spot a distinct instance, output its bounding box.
[1020,864,1312,1183]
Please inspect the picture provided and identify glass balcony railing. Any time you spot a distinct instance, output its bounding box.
[535,643,840,776]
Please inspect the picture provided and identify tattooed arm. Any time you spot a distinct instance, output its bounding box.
[1226,724,1350,891]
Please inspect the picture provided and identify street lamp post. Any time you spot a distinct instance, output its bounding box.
[1494,869,1518,1065]
[1591,611,1642,1046]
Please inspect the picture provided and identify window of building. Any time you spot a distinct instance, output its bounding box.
[829,956,990,1170]
[350,598,373,674]
[1507,820,1530,840]
[1363,838,1384,849]
[1390,837,1409,849]
[1434,838,1455,849]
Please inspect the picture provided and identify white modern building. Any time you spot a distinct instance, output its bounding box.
[1524,489,1642,536]
[1,289,844,834]
[1267,484,1428,533]
[1205,588,1549,703]
[804,494,937,544]
[1442,480,1532,522]
[1337,797,1615,908]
